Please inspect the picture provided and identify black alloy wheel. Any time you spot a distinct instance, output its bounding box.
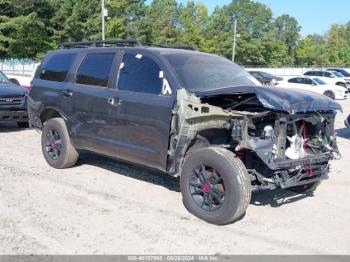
[189,165,226,212]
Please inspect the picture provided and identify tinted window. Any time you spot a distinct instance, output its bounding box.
[40,53,76,82]
[303,78,314,85]
[117,53,163,94]
[0,71,10,84]
[289,78,303,84]
[288,78,299,83]
[304,71,313,76]
[76,53,115,87]
[324,72,332,77]
[164,54,257,92]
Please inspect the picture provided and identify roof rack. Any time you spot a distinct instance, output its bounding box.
[60,39,197,51]
[61,39,143,49]
[151,44,197,51]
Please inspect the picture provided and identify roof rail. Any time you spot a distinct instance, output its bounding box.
[61,39,143,49]
[151,44,197,51]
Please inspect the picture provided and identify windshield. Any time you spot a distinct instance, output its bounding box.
[329,69,350,77]
[164,53,257,92]
[0,71,10,84]
[332,71,344,77]
[257,71,274,78]
[312,78,326,85]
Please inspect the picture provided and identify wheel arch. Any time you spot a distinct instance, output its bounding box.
[40,107,66,124]
[323,90,335,99]
[335,82,346,86]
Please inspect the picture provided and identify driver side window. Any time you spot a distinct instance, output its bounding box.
[117,53,171,95]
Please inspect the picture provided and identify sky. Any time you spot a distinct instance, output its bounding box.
[176,0,350,36]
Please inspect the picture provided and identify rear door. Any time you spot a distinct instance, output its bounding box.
[101,51,176,171]
[66,51,119,152]
[30,52,77,127]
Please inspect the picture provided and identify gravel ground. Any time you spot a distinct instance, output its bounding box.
[1,100,350,255]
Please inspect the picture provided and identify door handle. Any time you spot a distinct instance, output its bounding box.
[107,97,122,106]
[60,89,73,97]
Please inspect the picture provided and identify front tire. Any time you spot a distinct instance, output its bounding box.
[41,118,79,169]
[180,147,251,225]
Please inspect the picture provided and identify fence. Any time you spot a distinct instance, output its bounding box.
[0,59,38,76]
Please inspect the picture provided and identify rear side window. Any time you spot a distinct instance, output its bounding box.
[40,53,76,82]
[76,53,115,87]
[288,78,298,83]
[117,53,163,94]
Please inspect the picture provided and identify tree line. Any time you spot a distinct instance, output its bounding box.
[0,0,350,66]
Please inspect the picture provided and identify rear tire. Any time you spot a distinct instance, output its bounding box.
[180,147,251,225]
[41,118,79,169]
[323,91,335,99]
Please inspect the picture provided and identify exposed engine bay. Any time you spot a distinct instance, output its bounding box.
[169,87,341,191]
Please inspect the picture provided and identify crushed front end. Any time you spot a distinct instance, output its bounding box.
[230,111,340,191]
[174,86,342,192]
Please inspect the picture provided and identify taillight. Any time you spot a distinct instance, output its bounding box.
[21,85,31,91]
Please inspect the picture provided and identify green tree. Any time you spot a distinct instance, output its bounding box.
[274,14,301,55]
[0,0,54,58]
[0,13,52,58]
[144,0,181,45]
[324,24,350,66]
[179,1,209,50]
[50,0,101,43]
[206,0,274,64]
[106,0,146,40]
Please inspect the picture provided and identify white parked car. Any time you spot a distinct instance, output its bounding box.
[303,70,350,90]
[327,68,350,82]
[276,76,347,100]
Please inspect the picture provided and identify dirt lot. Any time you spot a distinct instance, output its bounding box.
[1,100,350,255]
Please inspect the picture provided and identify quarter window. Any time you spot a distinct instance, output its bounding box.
[289,78,302,84]
[40,53,76,82]
[76,53,115,87]
[117,53,163,94]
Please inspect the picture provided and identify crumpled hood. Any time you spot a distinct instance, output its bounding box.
[197,86,342,114]
[0,83,26,97]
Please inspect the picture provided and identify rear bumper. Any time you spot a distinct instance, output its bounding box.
[0,110,28,123]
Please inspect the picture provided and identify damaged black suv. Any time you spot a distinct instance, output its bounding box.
[28,40,341,225]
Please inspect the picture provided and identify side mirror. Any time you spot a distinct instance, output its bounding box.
[9,78,20,85]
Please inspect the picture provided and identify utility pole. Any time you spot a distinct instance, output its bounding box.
[232,15,237,62]
[101,0,106,40]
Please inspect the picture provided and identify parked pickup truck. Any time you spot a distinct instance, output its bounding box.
[0,71,28,127]
[28,40,341,225]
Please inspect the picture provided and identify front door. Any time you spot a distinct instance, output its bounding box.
[101,51,176,171]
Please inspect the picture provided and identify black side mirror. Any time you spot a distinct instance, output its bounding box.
[9,78,20,85]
